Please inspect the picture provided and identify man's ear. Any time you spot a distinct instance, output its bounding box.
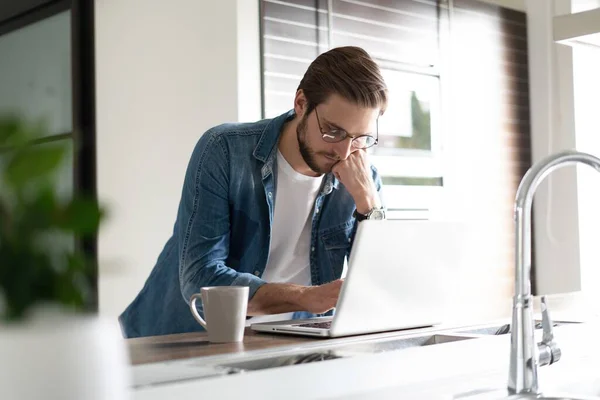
[294,89,308,118]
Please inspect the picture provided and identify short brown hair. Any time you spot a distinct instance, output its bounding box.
[298,46,388,114]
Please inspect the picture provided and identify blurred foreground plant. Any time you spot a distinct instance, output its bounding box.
[0,114,104,322]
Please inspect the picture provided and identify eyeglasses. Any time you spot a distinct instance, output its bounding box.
[314,107,379,150]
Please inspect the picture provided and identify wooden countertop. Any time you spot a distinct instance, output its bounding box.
[127,328,320,365]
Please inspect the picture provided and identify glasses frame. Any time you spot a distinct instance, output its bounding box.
[314,107,379,150]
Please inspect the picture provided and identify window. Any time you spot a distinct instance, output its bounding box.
[0,6,75,261]
[0,10,72,136]
[369,69,442,185]
[374,70,436,155]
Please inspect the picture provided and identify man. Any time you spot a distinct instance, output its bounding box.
[119,46,388,338]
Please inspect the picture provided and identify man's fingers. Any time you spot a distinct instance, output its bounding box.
[303,280,344,313]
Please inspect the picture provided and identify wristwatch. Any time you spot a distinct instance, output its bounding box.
[353,207,386,221]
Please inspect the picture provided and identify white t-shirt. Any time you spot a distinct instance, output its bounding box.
[248,150,324,324]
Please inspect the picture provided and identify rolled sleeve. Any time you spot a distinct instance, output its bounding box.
[232,272,268,300]
[177,130,266,312]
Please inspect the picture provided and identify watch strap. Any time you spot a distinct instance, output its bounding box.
[353,208,369,221]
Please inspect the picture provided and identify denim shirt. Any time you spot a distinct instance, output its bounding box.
[119,110,384,338]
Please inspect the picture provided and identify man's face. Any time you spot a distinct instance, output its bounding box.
[296,94,380,175]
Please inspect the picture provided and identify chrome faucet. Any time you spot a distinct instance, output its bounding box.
[508,149,600,395]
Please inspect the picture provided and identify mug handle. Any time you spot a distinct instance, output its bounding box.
[189,293,208,329]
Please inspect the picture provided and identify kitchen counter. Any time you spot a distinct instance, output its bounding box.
[126,320,495,365]
[126,317,600,399]
[127,327,318,365]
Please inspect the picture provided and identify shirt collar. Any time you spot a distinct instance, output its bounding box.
[254,109,339,191]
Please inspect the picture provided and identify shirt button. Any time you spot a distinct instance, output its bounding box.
[254,270,260,276]
[315,208,319,214]
[311,247,315,252]
[268,192,272,198]
[348,238,351,243]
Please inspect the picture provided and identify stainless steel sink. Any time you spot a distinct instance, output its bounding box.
[217,333,478,372]
[333,333,478,355]
[132,332,480,388]
[218,350,343,371]
[214,320,583,373]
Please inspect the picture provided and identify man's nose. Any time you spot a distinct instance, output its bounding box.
[335,138,354,160]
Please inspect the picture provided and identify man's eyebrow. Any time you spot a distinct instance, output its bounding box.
[322,117,350,133]
[323,117,373,135]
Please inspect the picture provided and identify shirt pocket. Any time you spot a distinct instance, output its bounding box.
[321,225,354,278]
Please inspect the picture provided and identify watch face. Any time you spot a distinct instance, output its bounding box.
[369,209,385,220]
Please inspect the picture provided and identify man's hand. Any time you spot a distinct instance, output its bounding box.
[298,279,344,314]
[331,150,380,214]
[247,279,344,316]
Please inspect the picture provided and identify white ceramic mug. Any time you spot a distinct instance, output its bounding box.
[189,286,249,343]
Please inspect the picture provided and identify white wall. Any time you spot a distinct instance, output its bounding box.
[525,0,582,297]
[573,26,600,318]
[514,0,600,319]
[95,0,261,318]
[540,0,600,319]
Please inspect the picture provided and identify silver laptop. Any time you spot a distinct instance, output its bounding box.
[251,219,467,338]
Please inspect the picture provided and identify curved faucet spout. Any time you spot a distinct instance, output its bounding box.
[508,149,600,394]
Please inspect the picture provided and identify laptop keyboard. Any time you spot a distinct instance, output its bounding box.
[296,321,332,329]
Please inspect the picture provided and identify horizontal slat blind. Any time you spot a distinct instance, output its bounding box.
[330,0,439,68]
[262,0,327,117]
[261,0,440,118]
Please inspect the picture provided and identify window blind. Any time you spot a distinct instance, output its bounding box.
[261,0,442,117]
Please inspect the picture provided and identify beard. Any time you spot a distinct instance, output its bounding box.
[297,114,338,175]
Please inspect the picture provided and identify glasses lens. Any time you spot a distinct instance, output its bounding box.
[322,130,346,143]
[352,136,376,149]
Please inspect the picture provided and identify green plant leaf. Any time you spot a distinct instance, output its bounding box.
[0,114,44,149]
[4,145,66,189]
[0,114,22,146]
[23,187,57,228]
[54,255,88,308]
[56,198,104,234]
[0,114,106,322]
[0,197,10,234]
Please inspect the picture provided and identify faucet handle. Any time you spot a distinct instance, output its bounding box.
[541,296,554,343]
[538,295,561,366]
